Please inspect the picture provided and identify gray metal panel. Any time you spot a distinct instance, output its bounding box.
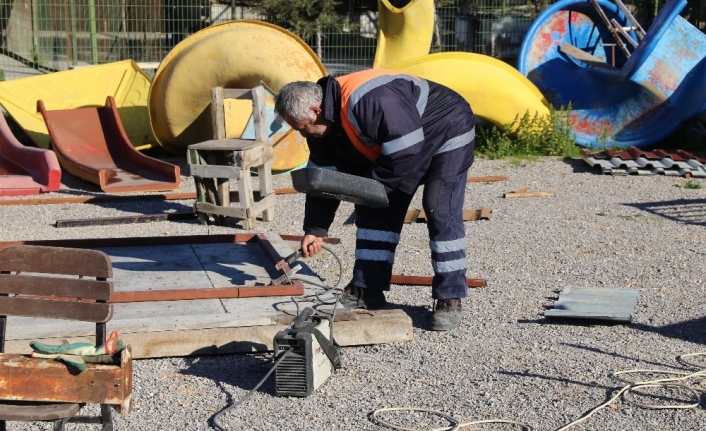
[544,286,641,322]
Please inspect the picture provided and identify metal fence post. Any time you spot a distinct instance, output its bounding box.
[89,0,98,64]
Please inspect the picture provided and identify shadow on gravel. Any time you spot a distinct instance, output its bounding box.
[561,343,675,369]
[562,157,596,174]
[387,302,432,329]
[632,316,706,345]
[624,199,706,226]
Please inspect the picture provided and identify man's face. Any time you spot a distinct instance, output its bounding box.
[284,107,331,139]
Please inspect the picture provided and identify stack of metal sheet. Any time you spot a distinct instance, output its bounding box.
[544,286,641,322]
[581,147,706,177]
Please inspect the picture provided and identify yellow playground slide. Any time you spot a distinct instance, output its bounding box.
[148,20,326,171]
[0,60,155,150]
[391,53,550,127]
[373,0,435,68]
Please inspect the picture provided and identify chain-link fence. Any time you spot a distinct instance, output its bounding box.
[0,0,703,80]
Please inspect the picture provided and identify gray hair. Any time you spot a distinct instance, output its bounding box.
[275,81,323,122]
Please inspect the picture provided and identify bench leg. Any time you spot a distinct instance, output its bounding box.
[53,417,69,431]
[100,405,114,431]
[0,419,6,431]
[258,160,275,222]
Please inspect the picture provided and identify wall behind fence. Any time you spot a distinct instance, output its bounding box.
[0,0,703,80]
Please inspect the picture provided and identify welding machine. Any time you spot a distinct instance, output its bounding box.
[273,307,341,397]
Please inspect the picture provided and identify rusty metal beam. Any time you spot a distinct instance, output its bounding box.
[0,234,340,249]
[110,283,304,302]
[390,275,486,288]
[0,348,132,414]
[55,212,196,228]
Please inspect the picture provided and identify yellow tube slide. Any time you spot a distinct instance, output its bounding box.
[391,53,550,127]
[149,20,326,170]
[373,0,435,68]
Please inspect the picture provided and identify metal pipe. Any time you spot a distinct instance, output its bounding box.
[88,0,98,64]
[69,0,78,64]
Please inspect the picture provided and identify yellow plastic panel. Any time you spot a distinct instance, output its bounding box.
[0,60,155,149]
[373,0,435,68]
[149,20,326,158]
[392,53,550,127]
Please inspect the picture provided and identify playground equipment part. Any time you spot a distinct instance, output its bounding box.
[38,96,181,194]
[392,52,550,127]
[518,0,706,148]
[373,0,435,68]
[0,114,60,197]
[0,60,155,150]
[148,20,326,173]
[225,85,310,173]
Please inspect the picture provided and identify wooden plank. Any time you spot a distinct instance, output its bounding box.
[559,43,618,69]
[222,88,252,99]
[466,175,508,183]
[210,86,226,140]
[237,283,304,298]
[0,297,113,322]
[55,212,196,228]
[245,193,276,218]
[390,275,486,288]
[122,309,412,358]
[0,274,112,300]
[405,208,491,223]
[0,246,112,278]
[0,348,131,412]
[188,139,263,151]
[195,201,248,219]
[189,163,242,179]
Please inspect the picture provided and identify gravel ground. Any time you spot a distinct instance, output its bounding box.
[3,155,706,431]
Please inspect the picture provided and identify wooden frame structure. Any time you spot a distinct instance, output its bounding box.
[188,86,275,229]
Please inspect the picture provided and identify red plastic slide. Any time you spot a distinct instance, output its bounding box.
[38,96,181,194]
[0,114,60,197]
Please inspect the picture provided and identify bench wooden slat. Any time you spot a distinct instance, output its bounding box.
[0,274,113,300]
[0,246,112,278]
[0,401,80,421]
[0,297,113,322]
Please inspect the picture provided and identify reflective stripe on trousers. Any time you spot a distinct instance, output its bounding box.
[351,171,468,299]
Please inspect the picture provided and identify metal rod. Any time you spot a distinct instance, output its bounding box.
[88,0,98,64]
[55,212,196,228]
[69,0,78,65]
[390,275,486,288]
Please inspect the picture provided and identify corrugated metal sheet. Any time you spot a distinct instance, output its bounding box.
[545,286,641,322]
[581,147,706,177]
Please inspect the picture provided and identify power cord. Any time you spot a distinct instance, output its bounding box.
[212,347,292,431]
[210,244,345,431]
[371,352,706,431]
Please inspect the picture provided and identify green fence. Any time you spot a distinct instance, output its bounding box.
[0,0,703,80]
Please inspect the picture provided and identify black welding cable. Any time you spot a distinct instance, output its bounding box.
[211,347,292,431]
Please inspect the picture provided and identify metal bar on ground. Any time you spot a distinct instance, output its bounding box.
[55,212,196,228]
[0,188,298,207]
[110,284,304,302]
[390,275,486,288]
[0,234,340,249]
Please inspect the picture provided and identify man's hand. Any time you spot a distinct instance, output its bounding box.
[301,234,323,257]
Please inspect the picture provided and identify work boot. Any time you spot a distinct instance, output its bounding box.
[430,298,462,331]
[338,285,387,310]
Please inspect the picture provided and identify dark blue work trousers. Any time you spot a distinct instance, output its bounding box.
[351,171,469,299]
